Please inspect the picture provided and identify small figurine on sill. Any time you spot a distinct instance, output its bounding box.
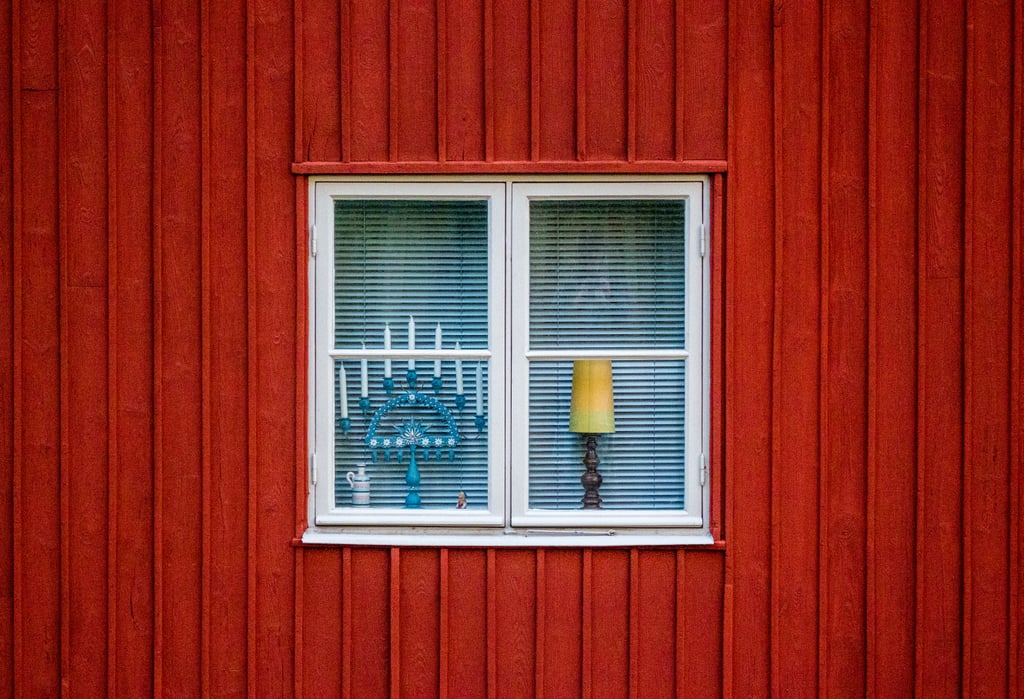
[456,491,467,509]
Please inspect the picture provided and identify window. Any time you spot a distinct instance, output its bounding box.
[307,178,710,545]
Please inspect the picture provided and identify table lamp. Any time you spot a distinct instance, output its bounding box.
[569,359,615,509]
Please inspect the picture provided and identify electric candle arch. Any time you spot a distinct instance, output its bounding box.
[337,316,486,508]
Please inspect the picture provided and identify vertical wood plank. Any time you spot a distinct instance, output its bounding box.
[346,0,388,161]
[963,0,1013,695]
[444,549,488,698]
[110,0,157,687]
[580,0,627,160]
[207,0,249,694]
[349,549,390,698]
[540,550,582,699]
[589,550,629,699]
[679,0,728,160]
[302,549,343,696]
[709,174,726,541]
[1012,1,1024,693]
[536,0,576,160]
[0,0,14,687]
[633,0,674,160]
[490,0,531,161]
[495,550,536,699]
[156,0,203,692]
[301,0,341,161]
[251,0,297,692]
[398,549,441,697]
[867,1,920,696]
[201,0,213,691]
[393,0,438,161]
[151,11,165,694]
[17,93,62,698]
[680,552,725,697]
[443,0,485,161]
[821,0,870,695]
[389,547,400,698]
[16,1,60,689]
[635,551,676,697]
[725,0,775,696]
[916,1,966,696]
[770,1,822,695]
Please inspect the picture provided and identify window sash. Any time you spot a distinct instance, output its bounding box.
[312,181,507,526]
[509,181,707,528]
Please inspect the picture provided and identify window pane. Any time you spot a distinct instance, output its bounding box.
[529,199,686,351]
[527,360,686,510]
[332,199,490,509]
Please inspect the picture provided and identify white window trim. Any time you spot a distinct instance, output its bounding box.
[305,175,712,547]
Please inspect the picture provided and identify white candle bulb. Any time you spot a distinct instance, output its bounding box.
[360,343,368,397]
[455,342,463,394]
[434,323,442,378]
[475,363,483,416]
[339,365,349,419]
[408,315,416,371]
[383,323,392,378]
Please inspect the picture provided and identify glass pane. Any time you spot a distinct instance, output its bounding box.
[332,199,490,509]
[527,360,686,510]
[529,199,686,351]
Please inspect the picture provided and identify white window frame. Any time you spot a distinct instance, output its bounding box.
[305,176,711,546]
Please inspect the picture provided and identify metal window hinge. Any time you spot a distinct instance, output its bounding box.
[310,452,318,485]
[700,452,708,486]
[310,224,318,257]
[699,224,706,258]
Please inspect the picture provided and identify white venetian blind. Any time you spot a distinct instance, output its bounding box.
[527,199,687,510]
[332,199,490,510]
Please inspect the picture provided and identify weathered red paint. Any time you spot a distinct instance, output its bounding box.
[2,1,1021,696]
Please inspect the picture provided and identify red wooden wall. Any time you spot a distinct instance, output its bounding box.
[1,0,1021,696]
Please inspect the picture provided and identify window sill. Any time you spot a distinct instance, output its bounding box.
[299,527,716,548]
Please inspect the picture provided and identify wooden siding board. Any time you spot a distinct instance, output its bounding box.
[16,88,62,698]
[589,550,629,698]
[156,0,203,692]
[397,549,441,697]
[64,289,110,697]
[111,0,157,677]
[346,0,389,162]
[444,549,488,698]
[251,0,297,693]
[443,0,486,161]
[62,0,111,692]
[540,550,582,699]
[581,0,627,160]
[725,0,776,696]
[301,0,341,162]
[964,0,1014,694]
[682,552,725,698]
[917,1,966,696]
[822,0,870,694]
[349,548,390,698]
[302,549,343,696]
[633,0,674,160]
[494,550,536,699]
[536,0,577,161]
[393,0,438,161]
[207,0,250,693]
[867,0,920,695]
[680,0,727,160]
[635,551,676,696]
[0,0,14,690]
[490,0,530,161]
[770,1,822,695]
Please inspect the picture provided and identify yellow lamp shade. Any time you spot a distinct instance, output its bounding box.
[569,360,615,434]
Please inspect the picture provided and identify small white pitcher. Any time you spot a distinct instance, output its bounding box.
[346,465,371,507]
